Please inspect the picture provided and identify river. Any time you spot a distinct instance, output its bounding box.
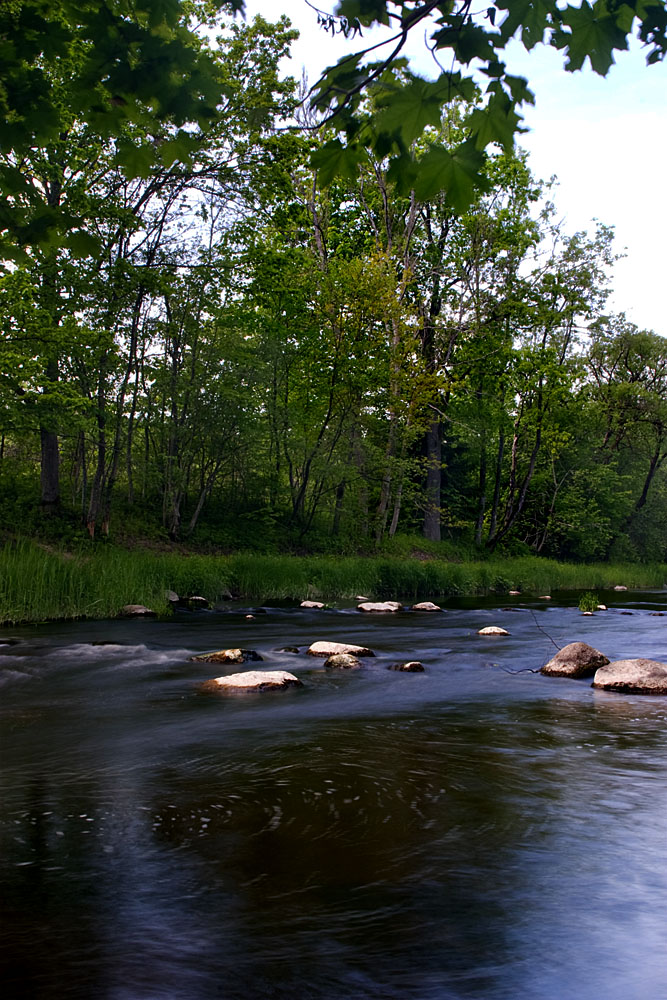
[1,591,667,999]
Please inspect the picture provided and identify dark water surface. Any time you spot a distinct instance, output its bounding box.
[2,591,667,999]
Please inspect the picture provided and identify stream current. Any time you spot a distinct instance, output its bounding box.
[1,591,667,999]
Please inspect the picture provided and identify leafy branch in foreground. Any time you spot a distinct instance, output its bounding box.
[301,1,667,209]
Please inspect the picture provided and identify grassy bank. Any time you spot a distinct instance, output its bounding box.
[1,540,665,625]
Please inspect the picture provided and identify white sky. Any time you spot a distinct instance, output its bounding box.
[242,1,667,335]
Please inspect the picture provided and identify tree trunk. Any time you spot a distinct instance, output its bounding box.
[332,479,346,536]
[40,428,60,510]
[489,427,505,540]
[422,418,442,541]
[474,441,487,546]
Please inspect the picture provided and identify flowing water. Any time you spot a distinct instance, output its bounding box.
[2,591,667,1000]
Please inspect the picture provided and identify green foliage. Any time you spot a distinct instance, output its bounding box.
[307,1,667,206]
[578,590,600,612]
[1,541,665,624]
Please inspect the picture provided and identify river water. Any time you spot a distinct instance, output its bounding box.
[2,591,667,1000]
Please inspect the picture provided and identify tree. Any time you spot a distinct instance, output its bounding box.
[0,0,245,259]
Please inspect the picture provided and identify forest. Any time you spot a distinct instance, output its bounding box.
[2,1,666,565]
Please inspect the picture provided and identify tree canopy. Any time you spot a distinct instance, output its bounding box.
[0,0,246,256]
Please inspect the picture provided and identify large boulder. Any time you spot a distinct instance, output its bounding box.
[358,601,403,613]
[201,670,302,694]
[477,626,510,636]
[411,602,441,612]
[540,641,609,678]
[592,659,667,695]
[190,648,263,664]
[307,641,374,657]
[324,653,361,669]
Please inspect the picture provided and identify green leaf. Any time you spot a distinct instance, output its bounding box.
[65,231,101,259]
[554,2,629,74]
[374,77,448,146]
[468,96,522,151]
[115,141,157,179]
[412,140,488,211]
[373,73,477,147]
[334,1,391,27]
[158,130,196,167]
[310,139,368,186]
[496,0,555,47]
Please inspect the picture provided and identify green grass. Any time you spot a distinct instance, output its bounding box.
[0,541,665,624]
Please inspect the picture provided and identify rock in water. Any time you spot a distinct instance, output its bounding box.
[201,670,302,693]
[592,659,667,695]
[190,648,263,664]
[477,626,510,636]
[540,642,609,679]
[388,661,425,672]
[120,604,156,617]
[300,600,325,609]
[357,601,403,613]
[324,653,361,669]
[307,641,374,657]
[188,596,209,609]
[411,602,441,612]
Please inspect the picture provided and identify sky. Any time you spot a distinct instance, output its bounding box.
[242,1,667,335]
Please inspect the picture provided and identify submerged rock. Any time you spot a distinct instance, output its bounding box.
[300,600,325,609]
[411,602,441,612]
[120,604,156,617]
[201,670,302,694]
[358,601,403,613]
[540,641,609,679]
[593,659,667,695]
[324,653,361,669]
[279,646,300,653]
[190,648,263,664]
[477,626,510,636]
[307,641,374,657]
[388,661,424,672]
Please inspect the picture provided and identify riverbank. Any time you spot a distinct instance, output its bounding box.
[1,540,665,625]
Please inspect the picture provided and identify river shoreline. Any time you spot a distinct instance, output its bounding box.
[1,539,665,625]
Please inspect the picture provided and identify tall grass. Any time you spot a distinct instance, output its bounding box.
[1,540,665,625]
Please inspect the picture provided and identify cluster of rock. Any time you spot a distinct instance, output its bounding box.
[193,638,430,694]
[125,584,667,698]
[540,641,667,695]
